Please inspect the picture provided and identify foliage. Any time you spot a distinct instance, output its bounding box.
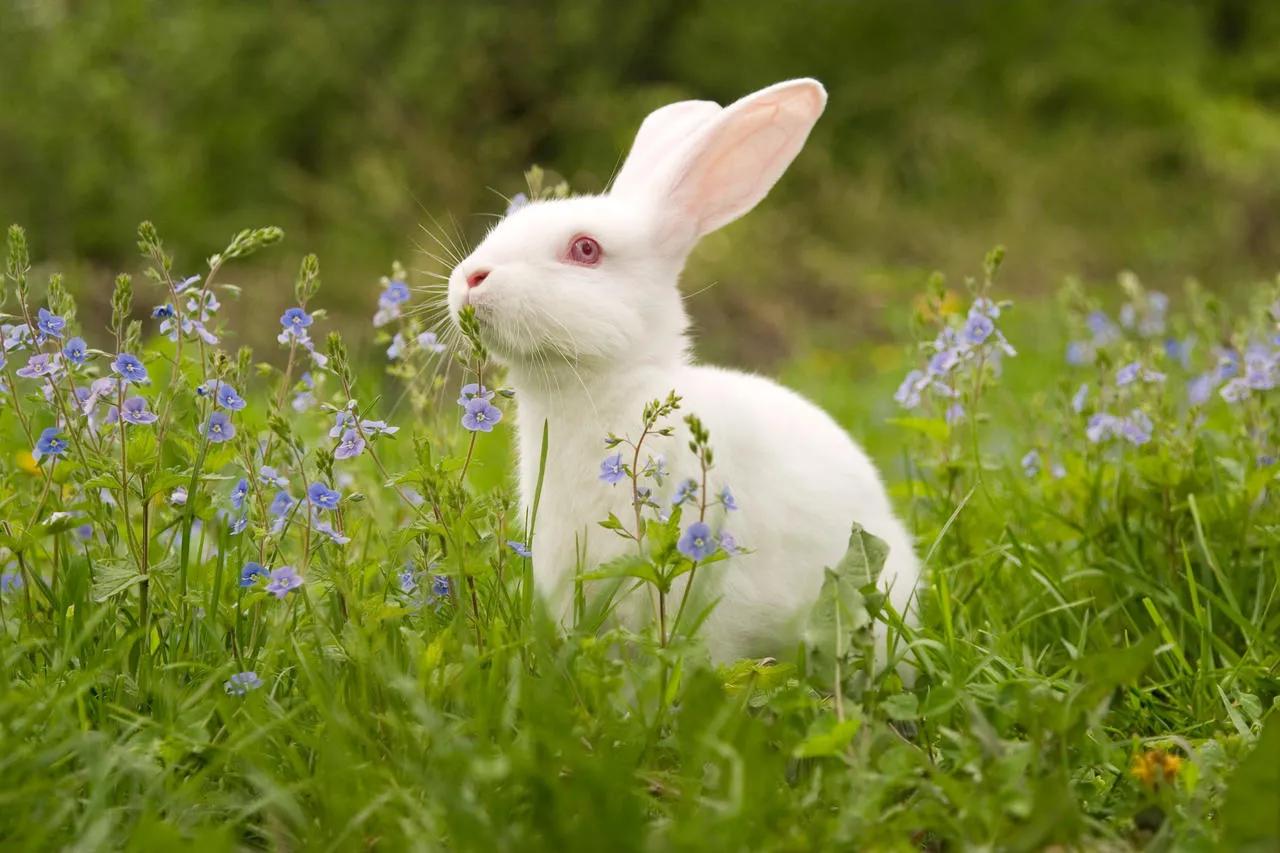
[0,218,1276,850]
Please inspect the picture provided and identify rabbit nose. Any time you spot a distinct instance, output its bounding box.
[466,269,490,289]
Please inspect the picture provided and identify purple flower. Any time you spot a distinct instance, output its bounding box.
[224,671,263,696]
[307,482,341,511]
[1,572,23,593]
[677,522,716,561]
[279,307,313,337]
[239,561,268,587]
[1065,341,1091,366]
[215,382,247,411]
[119,396,158,426]
[1086,413,1122,444]
[969,297,1001,320]
[33,427,68,461]
[398,567,419,594]
[268,491,295,518]
[1021,450,1041,477]
[36,307,65,340]
[110,352,148,385]
[1188,374,1215,406]
[599,453,625,485]
[507,540,532,558]
[1116,362,1165,387]
[334,429,366,459]
[894,369,929,409]
[229,514,248,535]
[962,313,994,346]
[429,576,450,599]
[259,466,288,488]
[945,402,965,425]
[202,412,235,443]
[1120,410,1153,446]
[152,304,175,320]
[230,478,249,510]
[265,566,304,599]
[1071,384,1089,413]
[16,352,61,380]
[505,192,529,216]
[720,486,737,511]
[3,323,32,352]
[672,478,697,506]
[313,518,351,545]
[63,337,88,367]
[461,397,502,432]
[1219,378,1250,404]
[719,531,741,555]
[457,383,495,406]
[361,419,399,436]
[928,347,962,376]
[418,331,446,353]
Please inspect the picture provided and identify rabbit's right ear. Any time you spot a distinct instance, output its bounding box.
[610,99,723,198]
[623,79,827,254]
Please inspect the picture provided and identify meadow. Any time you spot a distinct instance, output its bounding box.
[0,210,1276,851]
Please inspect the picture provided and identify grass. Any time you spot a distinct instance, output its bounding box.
[0,224,1277,851]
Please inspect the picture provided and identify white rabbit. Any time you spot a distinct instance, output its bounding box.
[446,79,919,663]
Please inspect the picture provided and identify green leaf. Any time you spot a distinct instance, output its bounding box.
[803,524,890,687]
[579,553,660,587]
[793,714,862,758]
[881,692,919,721]
[885,416,950,442]
[1218,713,1280,852]
[91,561,146,601]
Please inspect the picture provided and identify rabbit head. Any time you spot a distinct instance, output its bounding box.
[446,79,827,374]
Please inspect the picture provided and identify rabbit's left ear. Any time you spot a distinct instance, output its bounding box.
[611,99,723,198]
[645,79,826,251]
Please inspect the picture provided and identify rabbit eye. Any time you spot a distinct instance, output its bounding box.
[567,235,602,266]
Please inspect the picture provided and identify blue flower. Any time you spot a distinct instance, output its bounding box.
[110,352,148,385]
[1021,450,1041,478]
[279,307,313,337]
[119,396,158,426]
[672,478,698,506]
[969,297,1001,320]
[677,522,716,561]
[63,337,88,367]
[152,304,175,320]
[202,411,235,443]
[265,566,303,599]
[962,313,994,346]
[224,671,263,696]
[1,571,23,593]
[1116,362,1165,387]
[1065,341,1091,366]
[230,478,249,510]
[720,486,738,511]
[239,561,268,587]
[307,482,341,511]
[945,402,965,425]
[334,429,366,459]
[398,567,419,594]
[36,307,66,340]
[598,453,625,485]
[215,382,247,411]
[33,427,68,462]
[268,491,295,518]
[382,279,411,306]
[461,397,502,432]
[429,575,451,599]
[507,540,532,558]
[1086,413,1122,444]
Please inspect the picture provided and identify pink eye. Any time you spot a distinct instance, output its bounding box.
[567,235,602,265]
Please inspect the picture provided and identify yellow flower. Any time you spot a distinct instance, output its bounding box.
[1130,749,1182,789]
[15,450,39,475]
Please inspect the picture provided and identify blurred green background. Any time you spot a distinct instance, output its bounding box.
[2,0,1279,371]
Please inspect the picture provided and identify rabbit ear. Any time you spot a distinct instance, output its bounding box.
[611,99,723,198]
[647,79,827,251]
